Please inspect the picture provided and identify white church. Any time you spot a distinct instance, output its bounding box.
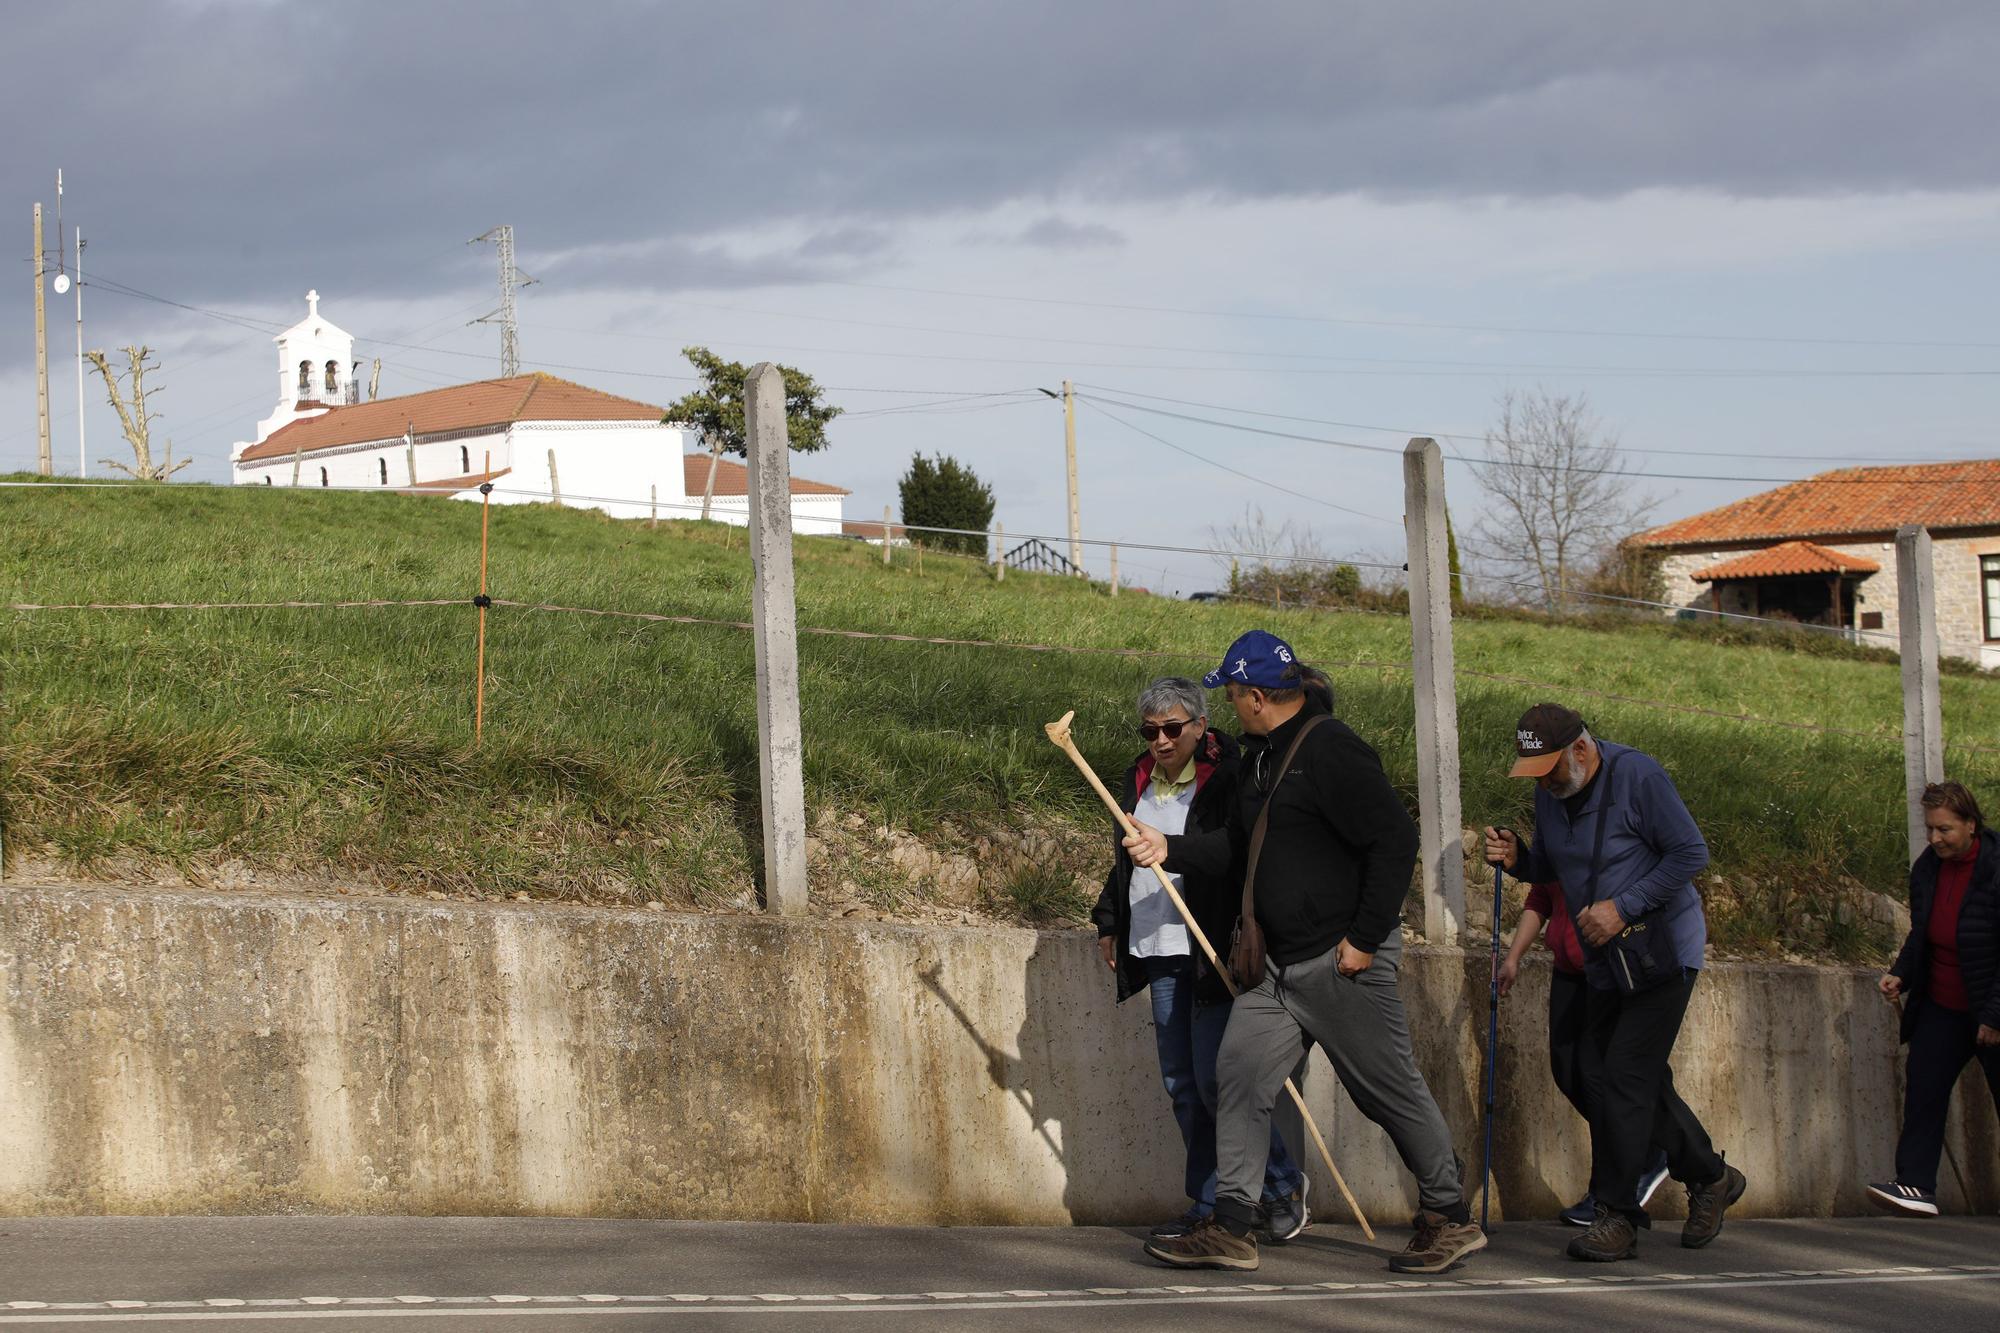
[230,292,850,531]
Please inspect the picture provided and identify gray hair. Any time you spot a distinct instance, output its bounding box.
[1138,676,1207,722]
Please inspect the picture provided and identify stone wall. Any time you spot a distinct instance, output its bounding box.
[2,883,1994,1224]
[1655,531,2000,666]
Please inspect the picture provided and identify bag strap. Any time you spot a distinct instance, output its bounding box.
[1241,715,1328,925]
[1582,752,1620,906]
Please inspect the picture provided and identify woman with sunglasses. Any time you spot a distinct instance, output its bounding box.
[1092,676,1309,1243]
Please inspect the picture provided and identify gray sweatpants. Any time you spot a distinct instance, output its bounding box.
[1213,931,1465,1227]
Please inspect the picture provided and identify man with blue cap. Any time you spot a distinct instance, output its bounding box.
[1128,630,1484,1274]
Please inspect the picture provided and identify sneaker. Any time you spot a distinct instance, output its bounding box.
[1866,1181,1939,1217]
[1143,1217,1260,1271]
[1682,1163,1747,1249]
[1262,1176,1311,1244]
[1149,1205,1210,1239]
[1387,1210,1487,1274]
[1559,1192,1598,1227]
[1566,1205,1638,1262]
[1636,1150,1672,1210]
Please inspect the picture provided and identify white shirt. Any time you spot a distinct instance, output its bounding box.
[1128,777,1194,958]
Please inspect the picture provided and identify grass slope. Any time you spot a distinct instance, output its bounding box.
[4,476,1995,958]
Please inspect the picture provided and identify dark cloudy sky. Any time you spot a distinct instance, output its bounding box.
[5,1,1999,595]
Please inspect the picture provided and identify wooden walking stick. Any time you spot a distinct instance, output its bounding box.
[1043,710,1375,1241]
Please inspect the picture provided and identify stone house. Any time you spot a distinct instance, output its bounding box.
[1630,461,2000,668]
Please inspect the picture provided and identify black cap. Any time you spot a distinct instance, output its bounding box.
[1510,703,1585,778]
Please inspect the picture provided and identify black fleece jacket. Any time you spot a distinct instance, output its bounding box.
[1092,729,1240,1003]
[1891,826,2000,1040]
[1163,705,1417,966]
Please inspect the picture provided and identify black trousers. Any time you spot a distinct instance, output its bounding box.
[1578,971,1724,1221]
[1896,999,2000,1193]
[1548,969,1592,1122]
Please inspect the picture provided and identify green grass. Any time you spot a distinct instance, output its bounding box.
[3,474,1996,957]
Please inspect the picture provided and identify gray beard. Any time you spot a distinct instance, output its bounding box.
[1545,760,1585,799]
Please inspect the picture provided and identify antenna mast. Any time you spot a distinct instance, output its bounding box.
[470,225,536,377]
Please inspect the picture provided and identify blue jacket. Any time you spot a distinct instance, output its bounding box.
[1515,740,1709,990]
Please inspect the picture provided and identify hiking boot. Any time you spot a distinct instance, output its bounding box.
[1559,1191,1598,1227]
[1143,1216,1259,1271]
[1387,1210,1487,1274]
[1636,1150,1671,1210]
[1866,1181,1939,1217]
[1566,1205,1638,1262]
[1262,1176,1311,1244]
[1682,1163,1747,1249]
[1149,1205,1211,1239]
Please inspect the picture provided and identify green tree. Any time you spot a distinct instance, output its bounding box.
[665,346,843,520]
[898,452,995,556]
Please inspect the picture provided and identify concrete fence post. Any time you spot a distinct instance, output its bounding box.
[1404,437,1465,944]
[406,440,417,486]
[882,505,893,565]
[650,484,658,530]
[547,449,561,506]
[745,364,810,915]
[1896,525,1944,862]
[994,522,1004,582]
[1110,544,1119,597]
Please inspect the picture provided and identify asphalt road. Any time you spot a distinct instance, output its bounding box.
[1,1214,1996,1330]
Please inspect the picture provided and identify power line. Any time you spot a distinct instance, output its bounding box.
[544,301,2000,379]
[822,279,2000,352]
[1073,382,1996,467]
[1075,389,2000,488]
[1075,397,1402,529]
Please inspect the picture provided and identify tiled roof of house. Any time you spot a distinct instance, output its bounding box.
[1635,461,2000,549]
[682,453,849,498]
[840,519,906,540]
[240,373,668,463]
[1690,540,1882,583]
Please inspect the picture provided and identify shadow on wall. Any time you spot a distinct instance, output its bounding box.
[916,935,1185,1226]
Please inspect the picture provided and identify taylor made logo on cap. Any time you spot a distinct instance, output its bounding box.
[1518,729,1544,750]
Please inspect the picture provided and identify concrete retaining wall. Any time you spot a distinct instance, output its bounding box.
[2,883,1994,1222]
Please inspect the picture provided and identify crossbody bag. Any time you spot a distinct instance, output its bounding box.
[1581,754,1682,994]
[1229,715,1326,990]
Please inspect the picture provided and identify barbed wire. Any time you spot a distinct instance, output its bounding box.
[9,589,1989,754]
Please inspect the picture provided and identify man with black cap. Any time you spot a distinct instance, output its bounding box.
[1483,704,1745,1262]
[1127,630,1484,1275]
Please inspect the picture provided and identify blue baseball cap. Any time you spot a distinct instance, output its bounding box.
[1202,629,1300,690]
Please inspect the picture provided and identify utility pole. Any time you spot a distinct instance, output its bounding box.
[1063,379,1081,575]
[73,227,85,477]
[32,204,52,475]
[470,225,536,378]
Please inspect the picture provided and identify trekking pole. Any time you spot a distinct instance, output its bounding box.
[1480,842,1506,1231]
[1891,994,1971,1205]
[1043,710,1375,1241]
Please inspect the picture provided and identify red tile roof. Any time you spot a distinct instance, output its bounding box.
[240,373,667,463]
[1635,461,2000,549]
[683,452,849,497]
[402,467,512,494]
[1690,540,1881,583]
[841,519,906,540]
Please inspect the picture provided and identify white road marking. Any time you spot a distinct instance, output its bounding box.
[0,1267,1997,1323]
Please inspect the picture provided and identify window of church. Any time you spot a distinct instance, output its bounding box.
[379,458,388,485]
[460,446,469,474]
[319,467,328,487]
[264,476,272,486]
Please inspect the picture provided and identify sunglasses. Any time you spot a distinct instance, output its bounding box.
[1138,719,1196,742]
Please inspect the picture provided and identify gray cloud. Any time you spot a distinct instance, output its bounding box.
[3,0,1997,345]
[1011,217,1125,250]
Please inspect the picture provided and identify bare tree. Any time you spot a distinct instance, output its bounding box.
[85,346,189,481]
[1467,389,1654,611]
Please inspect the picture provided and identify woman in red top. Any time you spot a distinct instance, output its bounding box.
[1499,880,1668,1226]
[1870,781,2000,1216]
